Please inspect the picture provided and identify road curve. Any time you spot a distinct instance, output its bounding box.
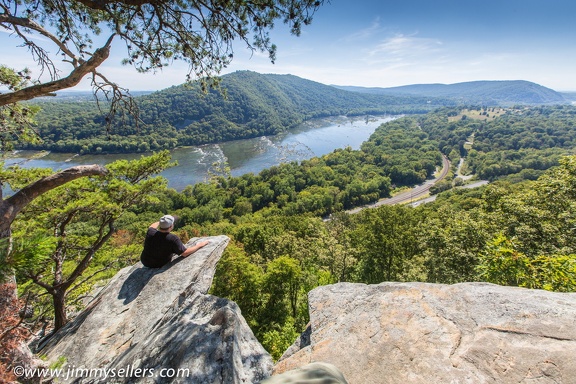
[346,154,451,214]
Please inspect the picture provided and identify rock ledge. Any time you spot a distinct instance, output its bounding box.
[276,282,576,384]
[41,235,273,383]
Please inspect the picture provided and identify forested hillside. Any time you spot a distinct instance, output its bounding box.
[25,71,453,154]
[414,106,576,182]
[9,105,576,361]
[336,80,567,105]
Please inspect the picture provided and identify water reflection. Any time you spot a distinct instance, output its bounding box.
[4,115,398,191]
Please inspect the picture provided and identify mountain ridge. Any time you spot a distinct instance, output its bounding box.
[28,71,451,153]
[27,72,568,154]
[332,79,567,105]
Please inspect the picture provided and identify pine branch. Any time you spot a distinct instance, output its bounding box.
[0,36,114,106]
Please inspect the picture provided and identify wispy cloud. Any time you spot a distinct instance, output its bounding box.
[342,18,382,42]
[369,33,443,58]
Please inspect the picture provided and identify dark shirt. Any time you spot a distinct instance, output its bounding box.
[140,227,187,268]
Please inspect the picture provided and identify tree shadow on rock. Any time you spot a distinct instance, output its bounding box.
[36,297,100,352]
[118,256,186,305]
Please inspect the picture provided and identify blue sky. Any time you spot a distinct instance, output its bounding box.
[2,0,576,91]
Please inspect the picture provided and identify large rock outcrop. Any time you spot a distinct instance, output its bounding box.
[261,362,348,384]
[40,235,273,383]
[275,282,576,384]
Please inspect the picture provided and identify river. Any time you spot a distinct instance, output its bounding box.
[4,115,398,191]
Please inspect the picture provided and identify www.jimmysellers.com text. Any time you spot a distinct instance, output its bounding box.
[13,364,191,381]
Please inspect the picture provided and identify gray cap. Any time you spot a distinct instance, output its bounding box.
[159,215,175,229]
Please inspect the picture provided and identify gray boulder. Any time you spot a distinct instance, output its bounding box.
[40,235,273,383]
[261,362,348,384]
[275,282,576,384]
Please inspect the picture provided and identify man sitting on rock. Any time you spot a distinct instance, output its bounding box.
[140,214,209,268]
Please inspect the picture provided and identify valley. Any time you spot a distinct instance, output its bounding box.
[5,72,576,373]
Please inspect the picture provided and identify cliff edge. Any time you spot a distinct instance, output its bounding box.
[275,282,576,384]
[39,235,273,383]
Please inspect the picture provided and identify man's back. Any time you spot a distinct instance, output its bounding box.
[140,227,186,268]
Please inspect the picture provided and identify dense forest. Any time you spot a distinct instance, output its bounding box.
[7,105,576,360]
[22,74,571,156]
[23,71,455,154]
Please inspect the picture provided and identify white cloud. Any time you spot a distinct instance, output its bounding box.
[368,33,443,60]
[342,18,382,42]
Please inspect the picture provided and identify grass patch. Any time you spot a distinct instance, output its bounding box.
[448,108,507,122]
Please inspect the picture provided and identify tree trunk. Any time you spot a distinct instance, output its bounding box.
[0,225,13,261]
[53,289,68,331]
[0,164,109,368]
[0,227,15,297]
[1,165,108,235]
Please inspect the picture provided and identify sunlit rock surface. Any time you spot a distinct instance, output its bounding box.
[276,282,576,384]
[41,235,273,383]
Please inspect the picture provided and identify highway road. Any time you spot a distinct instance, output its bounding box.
[346,154,451,214]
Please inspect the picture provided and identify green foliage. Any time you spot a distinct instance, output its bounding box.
[478,235,576,292]
[419,206,492,283]
[481,162,576,258]
[210,243,263,328]
[25,72,452,154]
[362,116,443,185]
[10,234,57,276]
[11,104,576,358]
[11,152,174,328]
[49,356,67,370]
[0,66,41,151]
[429,179,452,195]
[466,106,576,180]
[262,256,304,320]
[351,205,424,283]
[261,317,301,361]
[0,164,52,191]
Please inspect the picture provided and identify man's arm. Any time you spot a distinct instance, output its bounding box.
[149,221,160,229]
[181,240,210,257]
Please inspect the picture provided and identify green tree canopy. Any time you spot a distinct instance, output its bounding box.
[11,151,175,330]
[0,0,325,150]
